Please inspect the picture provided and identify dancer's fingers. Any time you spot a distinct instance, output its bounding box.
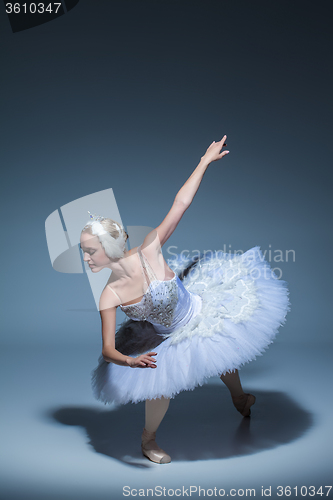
[220,150,230,157]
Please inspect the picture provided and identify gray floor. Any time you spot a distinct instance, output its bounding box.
[1,340,332,500]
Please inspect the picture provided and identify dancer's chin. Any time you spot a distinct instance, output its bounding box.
[89,265,102,273]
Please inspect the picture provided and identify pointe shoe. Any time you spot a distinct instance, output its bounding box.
[232,393,256,417]
[141,428,171,464]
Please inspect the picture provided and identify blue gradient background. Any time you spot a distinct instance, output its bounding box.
[1,1,332,499]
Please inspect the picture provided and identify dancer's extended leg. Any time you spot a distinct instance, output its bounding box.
[220,369,245,397]
[141,396,171,464]
[220,369,256,417]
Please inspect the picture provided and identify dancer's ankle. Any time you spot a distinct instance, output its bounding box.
[142,428,156,443]
[231,391,246,399]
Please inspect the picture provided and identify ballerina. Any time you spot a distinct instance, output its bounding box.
[80,135,290,464]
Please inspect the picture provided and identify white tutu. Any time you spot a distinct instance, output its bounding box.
[91,246,290,405]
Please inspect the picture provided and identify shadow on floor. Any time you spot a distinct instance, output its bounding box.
[47,386,313,468]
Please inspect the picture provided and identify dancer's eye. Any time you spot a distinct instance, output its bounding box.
[80,248,95,255]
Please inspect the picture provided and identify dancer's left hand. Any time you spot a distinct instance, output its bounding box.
[201,135,229,164]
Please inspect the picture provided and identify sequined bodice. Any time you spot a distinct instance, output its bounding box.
[115,245,202,334]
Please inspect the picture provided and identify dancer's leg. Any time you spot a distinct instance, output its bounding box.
[145,396,170,432]
[220,369,256,417]
[220,369,245,397]
[142,396,171,464]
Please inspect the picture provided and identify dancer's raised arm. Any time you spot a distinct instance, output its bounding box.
[176,135,229,207]
[145,136,229,249]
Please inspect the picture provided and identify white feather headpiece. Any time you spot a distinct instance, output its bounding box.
[82,211,126,259]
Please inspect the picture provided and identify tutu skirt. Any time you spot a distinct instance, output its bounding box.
[91,246,290,405]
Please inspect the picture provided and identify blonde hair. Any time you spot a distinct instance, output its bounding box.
[82,218,128,242]
[81,218,128,259]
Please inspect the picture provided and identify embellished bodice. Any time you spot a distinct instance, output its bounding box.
[120,248,179,327]
[108,244,202,335]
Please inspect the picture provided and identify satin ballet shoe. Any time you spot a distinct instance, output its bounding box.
[232,393,256,417]
[141,428,171,464]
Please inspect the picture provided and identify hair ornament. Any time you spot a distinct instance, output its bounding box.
[82,211,127,259]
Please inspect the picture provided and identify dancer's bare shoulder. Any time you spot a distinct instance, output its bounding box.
[140,242,175,281]
[100,246,143,310]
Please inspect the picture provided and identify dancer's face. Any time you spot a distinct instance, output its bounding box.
[80,232,111,272]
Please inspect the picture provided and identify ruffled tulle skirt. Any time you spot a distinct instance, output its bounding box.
[91,246,290,405]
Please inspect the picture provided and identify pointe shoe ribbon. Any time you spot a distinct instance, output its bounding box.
[141,428,171,464]
[232,393,256,417]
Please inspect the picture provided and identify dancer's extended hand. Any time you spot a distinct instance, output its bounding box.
[201,135,229,164]
[128,352,158,368]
